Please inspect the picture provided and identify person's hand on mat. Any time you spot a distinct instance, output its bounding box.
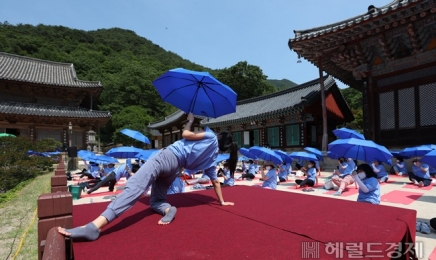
[221,201,234,206]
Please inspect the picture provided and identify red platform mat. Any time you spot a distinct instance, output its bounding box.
[381,190,424,205]
[72,186,416,260]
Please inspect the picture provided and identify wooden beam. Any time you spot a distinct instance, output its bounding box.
[41,227,66,260]
[318,56,328,152]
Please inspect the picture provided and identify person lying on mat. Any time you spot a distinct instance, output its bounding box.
[371,160,389,183]
[331,157,355,196]
[58,113,236,241]
[295,160,317,191]
[277,161,289,182]
[167,172,185,195]
[220,162,235,187]
[409,159,433,187]
[260,161,277,190]
[79,162,100,180]
[239,160,256,180]
[351,164,380,204]
[393,157,408,176]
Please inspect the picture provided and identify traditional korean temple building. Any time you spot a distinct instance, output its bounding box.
[0,52,111,150]
[288,0,436,147]
[148,76,354,150]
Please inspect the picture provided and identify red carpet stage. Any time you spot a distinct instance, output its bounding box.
[72,186,417,259]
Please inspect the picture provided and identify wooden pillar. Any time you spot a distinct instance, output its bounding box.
[362,81,371,140]
[367,76,376,141]
[318,55,328,151]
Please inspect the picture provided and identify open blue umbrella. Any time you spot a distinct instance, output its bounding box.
[328,138,392,164]
[333,127,365,140]
[288,152,318,162]
[248,146,282,165]
[78,150,96,159]
[87,155,119,165]
[238,148,258,159]
[304,147,324,161]
[327,151,340,160]
[121,129,150,144]
[273,150,293,163]
[420,144,436,150]
[214,153,230,164]
[135,149,159,160]
[152,68,237,118]
[106,146,144,158]
[399,146,432,158]
[420,150,436,168]
[390,150,410,159]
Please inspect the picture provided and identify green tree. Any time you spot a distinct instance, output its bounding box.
[216,61,276,101]
[340,87,363,131]
[111,105,154,146]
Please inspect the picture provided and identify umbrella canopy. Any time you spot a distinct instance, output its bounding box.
[215,153,230,165]
[78,150,96,160]
[288,152,318,162]
[120,129,150,144]
[106,146,144,158]
[273,150,293,164]
[420,144,436,150]
[238,148,258,159]
[303,147,324,161]
[332,127,365,140]
[327,151,340,160]
[328,138,392,164]
[390,150,410,159]
[152,68,237,118]
[87,155,119,165]
[135,149,159,161]
[399,146,432,158]
[0,133,16,138]
[420,150,436,168]
[248,146,282,165]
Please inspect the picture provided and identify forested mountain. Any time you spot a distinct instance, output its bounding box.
[267,79,298,90]
[0,22,360,141]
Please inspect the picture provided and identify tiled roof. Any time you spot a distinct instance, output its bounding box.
[0,52,103,88]
[201,76,336,127]
[0,101,111,118]
[148,110,205,129]
[290,0,418,42]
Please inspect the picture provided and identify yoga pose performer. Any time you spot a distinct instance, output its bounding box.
[58,113,237,241]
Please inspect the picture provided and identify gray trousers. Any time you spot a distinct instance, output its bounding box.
[101,148,180,223]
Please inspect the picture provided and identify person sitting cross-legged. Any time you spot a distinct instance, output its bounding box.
[277,162,289,182]
[260,161,277,190]
[371,160,389,183]
[409,159,433,187]
[351,164,380,204]
[295,160,317,192]
[239,160,256,181]
[221,162,235,187]
[393,157,408,176]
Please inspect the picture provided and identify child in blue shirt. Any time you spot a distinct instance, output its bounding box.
[393,157,408,176]
[278,162,289,182]
[371,160,389,183]
[221,162,235,187]
[261,161,277,190]
[409,159,433,187]
[295,160,317,191]
[351,164,380,204]
[60,113,238,241]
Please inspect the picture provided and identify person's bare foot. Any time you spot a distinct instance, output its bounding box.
[158,206,177,225]
[418,181,424,187]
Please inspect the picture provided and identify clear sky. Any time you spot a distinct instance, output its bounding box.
[1,0,390,88]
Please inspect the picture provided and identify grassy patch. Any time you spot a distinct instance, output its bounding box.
[0,172,52,260]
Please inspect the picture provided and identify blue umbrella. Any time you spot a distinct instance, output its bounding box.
[106,146,144,158]
[420,144,436,150]
[333,127,365,140]
[87,155,119,165]
[120,129,150,144]
[399,146,432,158]
[78,150,96,159]
[135,149,159,160]
[273,150,293,163]
[248,146,282,165]
[152,68,237,118]
[238,156,249,161]
[390,150,410,159]
[420,150,436,168]
[327,151,340,160]
[328,138,392,164]
[238,148,258,159]
[304,147,324,161]
[215,153,230,164]
[288,152,318,162]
